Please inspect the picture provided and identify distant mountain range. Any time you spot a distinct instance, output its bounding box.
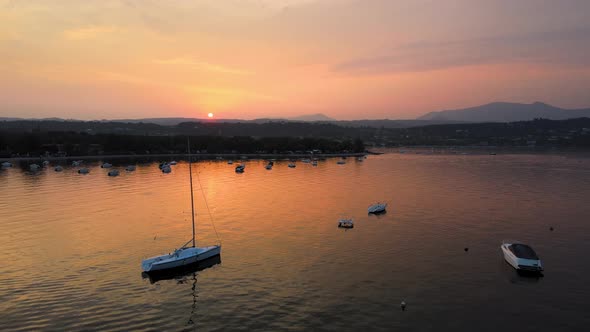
[3,102,590,128]
[418,102,590,122]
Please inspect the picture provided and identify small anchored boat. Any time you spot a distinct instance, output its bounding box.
[108,169,120,177]
[368,202,387,214]
[161,165,172,173]
[501,241,543,273]
[338,219,354,229]
[101,162,112,168]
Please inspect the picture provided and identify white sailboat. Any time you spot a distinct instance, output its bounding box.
[142,141,221,273]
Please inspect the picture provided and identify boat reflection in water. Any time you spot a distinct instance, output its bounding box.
[141,255,221,284]
[142,255,221,327]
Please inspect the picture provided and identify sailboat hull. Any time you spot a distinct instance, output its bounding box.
[142,245,221,272]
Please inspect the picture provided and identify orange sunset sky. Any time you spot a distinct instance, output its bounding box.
[1,0,590,120]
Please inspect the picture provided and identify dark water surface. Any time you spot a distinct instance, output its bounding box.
[1,153,590,331]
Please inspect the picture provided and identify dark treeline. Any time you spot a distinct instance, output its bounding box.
[0,131,364,157]
[389,118,590,147]
[2,117,590,156]
[0,120,376,138]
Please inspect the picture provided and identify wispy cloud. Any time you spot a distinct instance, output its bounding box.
[334,27,590,75]
[186,85,277,101]
[154,57,252,75]
[63,26,118,40]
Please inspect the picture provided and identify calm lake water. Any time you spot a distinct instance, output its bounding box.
[2,152,590,331]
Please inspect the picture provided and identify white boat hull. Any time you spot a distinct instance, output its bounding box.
[368,203,387,214]
[142,245,221,272]
[501,243,543,272]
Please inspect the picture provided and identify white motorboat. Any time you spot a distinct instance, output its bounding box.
[78,168,90,174]
[142,139,221,273]
[338,219,354,229]
[288,163,296,168]
[501,241,543,273]
[126,165,136,172]
[169,161,178,165]
[1,162,12,168]
[368,202,387,214]
[108,169,120,177]
[54,166,63,172]
[29,164,40,171]
[101,162,112,168]
[162,165,172,173]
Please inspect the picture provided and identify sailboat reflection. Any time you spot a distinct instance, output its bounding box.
[141,255,221,284]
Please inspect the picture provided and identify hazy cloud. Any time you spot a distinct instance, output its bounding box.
[153,58,252,75]
[63,26,119,40]
[334,27,590,75]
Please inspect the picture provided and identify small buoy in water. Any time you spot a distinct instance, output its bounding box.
[549,227,554,231]
[401,300,406,311]
[464,247,469,252]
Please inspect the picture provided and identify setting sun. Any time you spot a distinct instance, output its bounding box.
[207,113,214,118]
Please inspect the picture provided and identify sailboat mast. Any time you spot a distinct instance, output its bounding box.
[188,137,196,248]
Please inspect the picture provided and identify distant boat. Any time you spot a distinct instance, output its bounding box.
[337,160,346,165]
[1,162,12,168]
[169,161,178,165]
[72,160,82,166]
[235,164,245,173]
[101,163,112,168]
[501,241,543,273]
[368,202,387,214]
[265,164,273,170]
[54,166,63,172]
[288,163,296,168]
[108,169,120,177]
[78,168,90,174]
[357,157,364,161]
[142,139,221,273]
[338,219,354,229]
[227,160,234,165]
[126,165,136,172]
[162,165,172,173]
[29,164,40,172]
[312,160,318,166]
[301,158,311,163]
[42,160,50,166]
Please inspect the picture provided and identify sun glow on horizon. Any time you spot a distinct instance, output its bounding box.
[207,113,214,118]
